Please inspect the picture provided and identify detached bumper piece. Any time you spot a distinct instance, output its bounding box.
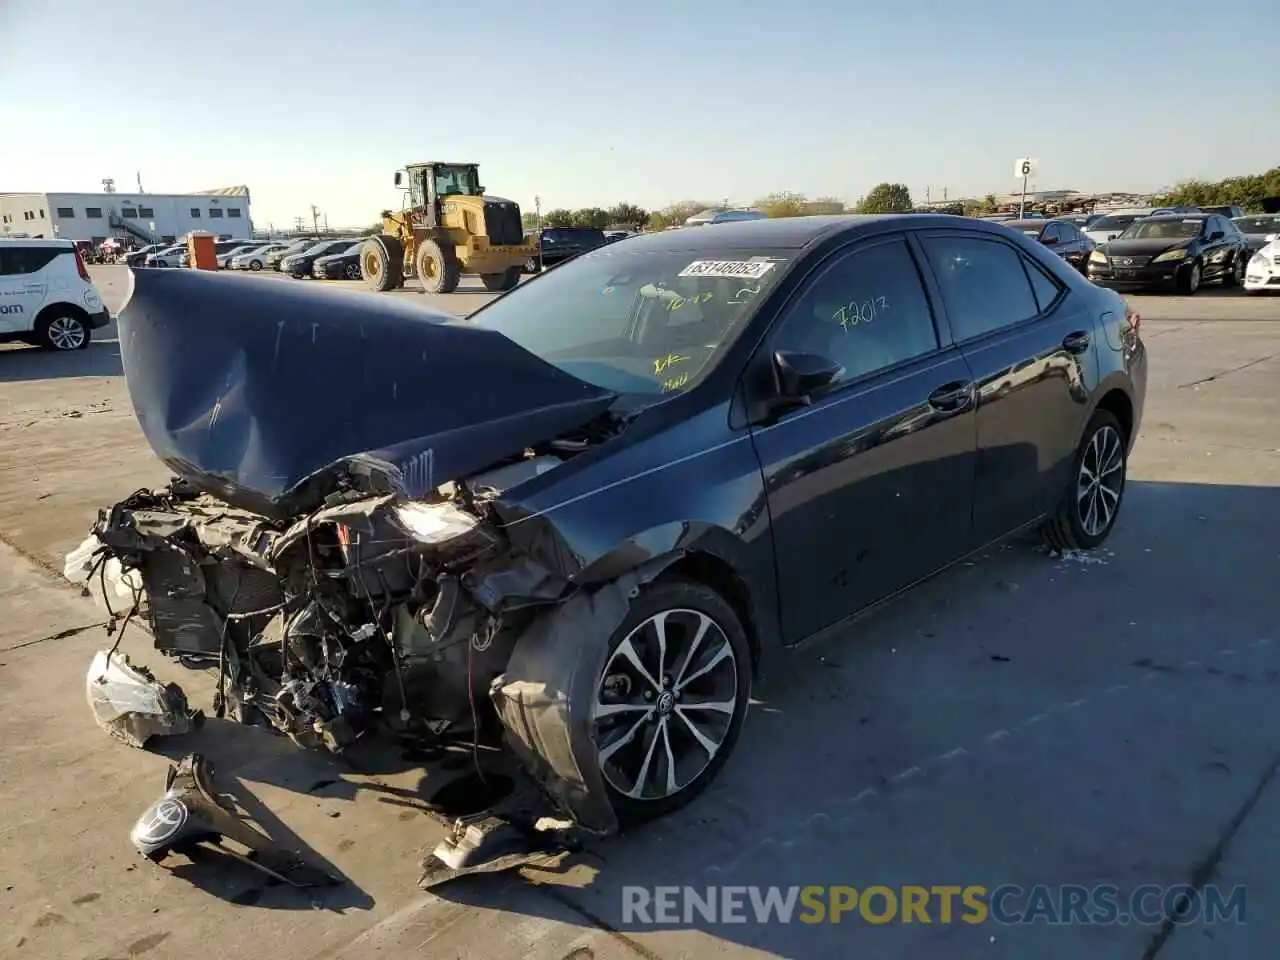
[421,811,581,890]
[131,753,341,889]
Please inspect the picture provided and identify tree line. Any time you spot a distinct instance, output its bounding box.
[523,183,921,232]
[1155,166,1280,212]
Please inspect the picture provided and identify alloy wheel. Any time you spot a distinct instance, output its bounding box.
[1187,263,1201,292]
[592,608,739,802]
[47,316,87,350]
[1077,425,1123,537]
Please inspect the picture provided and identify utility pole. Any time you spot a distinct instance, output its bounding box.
[926,186,931,206]
[310,205,321,235]
[534,195,542,228]
[943,186,948,201]
[323,213,329,233]
[293,216,305,234]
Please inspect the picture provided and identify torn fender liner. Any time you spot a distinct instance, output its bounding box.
[86,650,203,747]
[490,577,640,838]
[118,268,616,518]
[131,753,340,888]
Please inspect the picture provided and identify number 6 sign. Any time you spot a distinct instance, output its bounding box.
[1014,158,1038,178]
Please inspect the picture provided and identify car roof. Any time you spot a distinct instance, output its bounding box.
[1005,219,1049,229]
[619,214,979,251]
[0,237,74,248]
[1142,213,1209,220]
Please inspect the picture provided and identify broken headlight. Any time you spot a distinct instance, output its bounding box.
[393,501,480,545]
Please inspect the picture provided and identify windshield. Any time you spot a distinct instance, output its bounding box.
[343,242,363,254]
[302,242,332,255]
[1119,219,1205,240]
[1089,215,1140,232]
[467,246,791,396]
[1234,217,1280,234]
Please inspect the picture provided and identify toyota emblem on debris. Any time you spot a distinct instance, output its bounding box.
[135,798,188,845]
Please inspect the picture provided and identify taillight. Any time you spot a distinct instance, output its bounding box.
[73,246,92,282]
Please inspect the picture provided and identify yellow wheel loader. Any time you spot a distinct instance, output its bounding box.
[361,162,537,294]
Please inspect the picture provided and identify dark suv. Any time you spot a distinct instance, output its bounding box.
[526,226,610,272]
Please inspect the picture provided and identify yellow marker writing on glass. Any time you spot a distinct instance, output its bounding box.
[653,352,690,376]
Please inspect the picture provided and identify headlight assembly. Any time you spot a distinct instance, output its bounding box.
[1152,249,1188,263]
[1089,250,1107,264]
[1250,254,1271,272]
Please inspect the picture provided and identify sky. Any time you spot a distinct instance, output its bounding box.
[2,0,1277,229]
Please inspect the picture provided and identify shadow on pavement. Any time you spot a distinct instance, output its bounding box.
[422,479,1279,958]
[0,341,122,382]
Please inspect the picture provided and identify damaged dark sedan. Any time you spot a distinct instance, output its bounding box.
[72,214,1147,848]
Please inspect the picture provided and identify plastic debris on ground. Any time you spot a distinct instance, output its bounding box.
[86,649,203,748]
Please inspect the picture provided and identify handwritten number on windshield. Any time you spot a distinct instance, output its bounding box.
[666,291,713,312]
[662,372,691,392]
[834,296,889,331]
[654,352,690,376]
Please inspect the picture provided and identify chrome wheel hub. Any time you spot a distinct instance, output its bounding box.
[48,317,85,350]
[1077,425,1123,537]
[592,609,738,801]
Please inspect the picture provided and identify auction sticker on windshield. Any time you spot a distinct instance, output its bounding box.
[678,259,780,280]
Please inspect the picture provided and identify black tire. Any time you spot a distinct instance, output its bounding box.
[1222,254,1245,288]
[1175,259,1202,295]
[249,260,263,271]
[344,262,361,280]
[481,267,521,292]
[524,257,541,274]
[36,310,91,351]
[362,236,404,292]
[592,577,752,826]
[1041,409,1127,552]
[416,239,460,294]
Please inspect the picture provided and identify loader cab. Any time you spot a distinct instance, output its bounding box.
[395,163,484,228]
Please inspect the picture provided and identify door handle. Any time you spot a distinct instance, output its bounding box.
[1062,330,1091,354]
[927,380,974,412]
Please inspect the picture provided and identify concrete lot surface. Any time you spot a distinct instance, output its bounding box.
[0,266,1277,959]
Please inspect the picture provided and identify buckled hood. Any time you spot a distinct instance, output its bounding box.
[118,269,616,518]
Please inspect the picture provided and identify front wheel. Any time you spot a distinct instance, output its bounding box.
[591,578,752,825]
[481,267,521,292]
[416,239,460,294]
[249,260,263,271]
[1041,409,1127,551]
[1176,260,1202,295]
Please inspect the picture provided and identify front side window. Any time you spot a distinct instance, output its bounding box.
[771,238,939,385]
[468,246,791,396]
[1089,215,1138,233]
[920,235,1041,341]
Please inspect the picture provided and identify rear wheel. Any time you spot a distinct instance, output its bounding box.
[591,578,752,825]
[344,262,361,280]
[1041,409,1127,551]
[37,310,91,351]
[249,260,263,271]
[416,239,460,294]
[481,267,521,292]
[362,236,404,292]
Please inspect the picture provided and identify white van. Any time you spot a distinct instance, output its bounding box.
[0,239,111,350]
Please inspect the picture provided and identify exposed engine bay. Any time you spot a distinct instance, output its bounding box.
[69,422,633,833]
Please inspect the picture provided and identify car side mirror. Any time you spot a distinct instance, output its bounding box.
[1041,235,1058,245]
[394,171,403,187]
[774,350,843,400]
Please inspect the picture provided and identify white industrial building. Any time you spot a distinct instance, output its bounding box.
[0,186,253,246]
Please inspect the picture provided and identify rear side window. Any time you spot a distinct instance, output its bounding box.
[1022,256,1064,313]
[0,246,62,276]
[920,235,1041,342]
